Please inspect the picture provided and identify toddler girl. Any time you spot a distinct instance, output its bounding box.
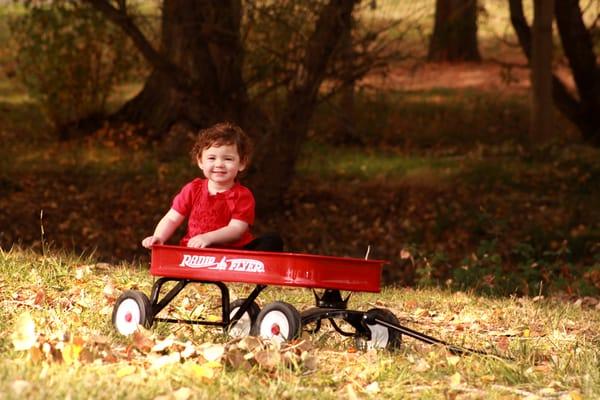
[142,122,282,251]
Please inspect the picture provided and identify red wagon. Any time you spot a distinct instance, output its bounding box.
[112,244,403,349]
[113,245,486,354]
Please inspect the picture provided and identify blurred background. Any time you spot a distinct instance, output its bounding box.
[0,0,598,296]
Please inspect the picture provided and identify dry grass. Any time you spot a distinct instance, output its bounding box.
[1,247,599,399]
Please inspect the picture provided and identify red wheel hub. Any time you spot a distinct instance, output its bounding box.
[271,324,281,335]
[125,312,132,322]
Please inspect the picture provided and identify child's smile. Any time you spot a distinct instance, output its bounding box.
[198,143,246,192]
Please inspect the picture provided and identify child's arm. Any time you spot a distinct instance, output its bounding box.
[187,219,248,248]
[141,208,185,248]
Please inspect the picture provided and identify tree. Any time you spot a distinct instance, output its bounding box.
[84,0,397,213]
[530,0,555,142]
[428,0,481,62]
[509,0,600,146]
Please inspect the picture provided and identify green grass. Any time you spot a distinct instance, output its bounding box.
[1,248,599,399]
[297,142,459,181]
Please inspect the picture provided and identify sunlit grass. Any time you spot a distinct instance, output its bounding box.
[297,142,459,181]
[0,248,599,399]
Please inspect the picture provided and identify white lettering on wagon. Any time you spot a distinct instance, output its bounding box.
[179,255,264,273]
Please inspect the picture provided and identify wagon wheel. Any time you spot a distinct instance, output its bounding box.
[252,301,301,343]
[228,298,260,338]
[112,290,154,336]
[358,308,402,350]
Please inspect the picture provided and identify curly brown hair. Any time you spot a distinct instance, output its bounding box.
[191,122,254,166]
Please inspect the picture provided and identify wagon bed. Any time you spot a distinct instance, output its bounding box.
[150,244,384,292]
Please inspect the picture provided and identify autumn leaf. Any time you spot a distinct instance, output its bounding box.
[365,381,380,394]
[190,361,220,380]
[197,343,224,362]
[151,337,174,353]
[11,380,31,397]
[116,365,136,378]
[62,342,83,365]
[133,330,154,353]
[449,372,462,387]
[11,312,37,351]
[254,348,281,371]
[497,336,510,352]
[173,387,194,400]
[222,348,252,370]
[446,355,460,367]
[149,352,181,370]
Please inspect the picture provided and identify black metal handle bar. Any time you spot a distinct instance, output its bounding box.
[371,316,511,359]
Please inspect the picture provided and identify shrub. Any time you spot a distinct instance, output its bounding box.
[10,1,141,138]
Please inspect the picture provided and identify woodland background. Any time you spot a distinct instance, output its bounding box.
[0,0,599,297]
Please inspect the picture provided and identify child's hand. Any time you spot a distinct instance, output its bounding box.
[187,234,211,248]
[142,235,163,248]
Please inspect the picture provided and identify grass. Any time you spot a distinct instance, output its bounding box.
[1,248,599,399]
[297,141,459,181]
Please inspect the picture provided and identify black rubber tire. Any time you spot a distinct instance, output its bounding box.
[360,308,402,350]
[112,290,153,336]
[251,301,302,341]
[228,298,261,338]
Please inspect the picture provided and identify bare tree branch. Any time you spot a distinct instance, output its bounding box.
[83,0,190,91]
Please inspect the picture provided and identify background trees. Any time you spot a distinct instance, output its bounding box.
[510,0,600,146]
[2,0,599,294]
[83,0,401,213]
[428,0,481,62]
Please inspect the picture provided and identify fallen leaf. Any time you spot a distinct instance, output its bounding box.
[254,349,281,370]
[62,342,83,365]
[344,384,359,400]
[151,337,174,353]
[412,359,430,372]
[446,355,460,366]
[133,330,154,353]
[566,391,583,400]
[449,372,462,387]
[198,343,224,362]
[365,381,380,394]
[223,348,251,370]
[180,342,196,359]
[191,362,216,380]
[11,313,37,351]
[173,387,193,400]
[497,336,510,352]
[237,336,263,352]
[34,289,46,305]
[116,365,137,377]
[302,354,318,371]
[28,346,44,363]
[11,380,31,396]
[150,352,181,369]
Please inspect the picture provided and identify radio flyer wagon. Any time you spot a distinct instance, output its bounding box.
[112,245,485,354]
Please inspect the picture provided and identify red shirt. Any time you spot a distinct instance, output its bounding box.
[172,178,255,248]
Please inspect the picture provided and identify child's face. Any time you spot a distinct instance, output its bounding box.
[198,143,246,187]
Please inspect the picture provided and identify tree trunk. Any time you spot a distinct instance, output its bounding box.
[530,0,554,142]
[554,0,600,146]
[98,0,249,135]
[334,20,358,144]
[509,0,600,146]
[428,0,481,62]
[248,0,358,214]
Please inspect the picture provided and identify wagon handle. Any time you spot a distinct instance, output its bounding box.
[368,315,513,360]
